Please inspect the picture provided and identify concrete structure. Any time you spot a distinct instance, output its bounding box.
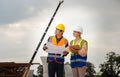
[41,56,49,77]
[27,70,34,77]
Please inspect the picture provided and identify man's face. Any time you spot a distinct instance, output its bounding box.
[55,29,63,35]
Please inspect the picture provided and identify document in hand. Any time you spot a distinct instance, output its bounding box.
[46,42,65,55]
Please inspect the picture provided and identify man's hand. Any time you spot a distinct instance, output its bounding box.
[43,45,48,51]
[64,47,70,52]
[62,47,69,56]
[63,50,68,56]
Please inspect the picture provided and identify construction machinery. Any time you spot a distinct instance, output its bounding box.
[0,0,64,77]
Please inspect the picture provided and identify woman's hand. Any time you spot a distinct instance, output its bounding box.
[78,48,86,57]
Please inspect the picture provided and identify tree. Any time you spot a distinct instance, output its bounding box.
[86,62,96,77]
[99,52,120,77]
[37,64,43,77]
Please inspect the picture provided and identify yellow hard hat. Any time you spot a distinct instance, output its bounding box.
[55,24,65,31]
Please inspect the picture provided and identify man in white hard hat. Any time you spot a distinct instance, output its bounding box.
[65,26,88,77]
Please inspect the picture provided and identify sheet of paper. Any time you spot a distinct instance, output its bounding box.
[45,42,65,55]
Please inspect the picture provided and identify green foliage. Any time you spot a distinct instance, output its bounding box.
[94,75,101,77]
[99,52,120,77]
[37,64,43,77]
[33,74,38,77]
[86,62,96,77]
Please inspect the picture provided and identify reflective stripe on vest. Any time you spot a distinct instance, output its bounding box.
[47,36,66,63]
[71,58,86,63]
[70,39,88,68]
[48,54,64,59]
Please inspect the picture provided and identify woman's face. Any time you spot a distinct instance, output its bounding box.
[73,31,80,37]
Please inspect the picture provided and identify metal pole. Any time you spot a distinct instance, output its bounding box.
[29,0,64,64]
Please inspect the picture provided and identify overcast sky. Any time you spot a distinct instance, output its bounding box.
[0,0,120,73]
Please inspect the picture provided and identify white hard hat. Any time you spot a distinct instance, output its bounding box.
[73,26,83,34]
